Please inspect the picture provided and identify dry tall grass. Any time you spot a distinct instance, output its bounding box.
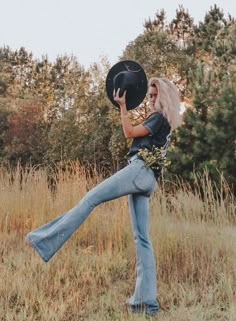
[0,162,235,321]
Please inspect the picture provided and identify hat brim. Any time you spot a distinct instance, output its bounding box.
[106,60,147,110]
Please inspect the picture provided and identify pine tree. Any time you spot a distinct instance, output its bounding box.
[170,5,195,48]
[193,5,227,52]
[169,64,216,180]
[206,84,236,189]
[144,9,167,33]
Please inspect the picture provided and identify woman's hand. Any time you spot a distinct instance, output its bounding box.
[113,88,127,110]
[113,87,149,139]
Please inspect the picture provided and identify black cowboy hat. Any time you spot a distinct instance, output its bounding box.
[106,60,147,110]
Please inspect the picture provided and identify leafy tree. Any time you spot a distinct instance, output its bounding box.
[45,59,114,173]
[75,60,114,172]
[123,9,196,100]
[0,46,34,100]
[3,99,48,165]
[0,105,10,160]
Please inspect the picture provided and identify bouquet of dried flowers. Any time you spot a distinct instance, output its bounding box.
[138,146,169,171]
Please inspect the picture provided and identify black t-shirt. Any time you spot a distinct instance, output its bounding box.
[127,112,171,158]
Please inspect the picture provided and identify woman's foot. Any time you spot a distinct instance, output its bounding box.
[25,235,33,248]
[124,302,160,316]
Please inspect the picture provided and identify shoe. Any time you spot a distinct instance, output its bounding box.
[125,302,160,316]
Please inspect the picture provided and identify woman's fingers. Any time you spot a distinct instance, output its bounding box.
[113,88,120,101]
[113,88,120,98]
[113,88,127,109]
[114,88,127,102]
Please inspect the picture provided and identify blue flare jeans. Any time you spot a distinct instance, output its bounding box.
[26,155,159,312]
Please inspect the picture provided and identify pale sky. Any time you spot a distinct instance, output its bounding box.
[1,0,235,69]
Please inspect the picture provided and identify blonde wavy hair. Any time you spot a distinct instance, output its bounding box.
[148,77,182,130]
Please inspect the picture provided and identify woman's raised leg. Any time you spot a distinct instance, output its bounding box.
[26,160,156,262]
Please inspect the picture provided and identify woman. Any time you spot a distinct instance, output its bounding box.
[26,77,181,316]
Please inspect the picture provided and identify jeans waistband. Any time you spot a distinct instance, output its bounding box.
[128,154,140,164]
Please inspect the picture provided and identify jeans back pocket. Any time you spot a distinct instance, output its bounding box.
[133,166,155,193]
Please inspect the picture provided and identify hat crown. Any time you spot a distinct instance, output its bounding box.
[106,60,147,110]
[113,71,138,97]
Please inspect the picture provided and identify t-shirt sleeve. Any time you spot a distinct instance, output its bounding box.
[142,112,164,135]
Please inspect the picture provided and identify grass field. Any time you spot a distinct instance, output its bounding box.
[0,163,235,321]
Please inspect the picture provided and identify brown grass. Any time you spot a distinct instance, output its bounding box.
[0,162,235,321]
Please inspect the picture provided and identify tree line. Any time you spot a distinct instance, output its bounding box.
[0,5,235,189]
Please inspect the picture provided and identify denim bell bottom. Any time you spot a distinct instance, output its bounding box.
[26,157,159,310]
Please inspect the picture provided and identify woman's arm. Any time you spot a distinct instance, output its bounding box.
[113,89,149,138]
